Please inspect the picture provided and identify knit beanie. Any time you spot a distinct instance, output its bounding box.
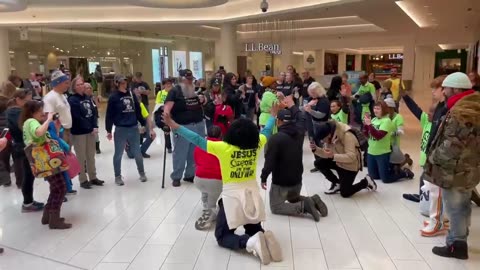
[314,122,334,141]
[50,70,69,88]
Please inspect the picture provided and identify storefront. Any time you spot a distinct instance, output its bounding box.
[364,53,403,79]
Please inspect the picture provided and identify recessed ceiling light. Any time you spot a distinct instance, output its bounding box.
[424,5,429,8]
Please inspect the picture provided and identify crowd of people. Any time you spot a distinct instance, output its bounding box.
[0,64,479,262]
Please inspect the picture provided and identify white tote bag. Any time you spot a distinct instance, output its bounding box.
[420,181,441,218]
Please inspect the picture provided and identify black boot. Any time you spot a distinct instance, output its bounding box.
[432,241,468,260]
[96,142,101,154]
[303,198,320,222]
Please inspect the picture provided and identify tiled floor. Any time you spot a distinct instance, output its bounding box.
[0,109,479,270]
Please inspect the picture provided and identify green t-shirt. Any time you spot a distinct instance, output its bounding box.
[391,113,404,146]
[331,110,348,124]
[368,117,393,155]
[23,118,47,145]
[206,135,267,184]
[358,82,376,120]
[419,112,432,166]
[155,90,169,105]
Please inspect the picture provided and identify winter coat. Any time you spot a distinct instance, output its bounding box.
[261,122,303,187]
[425,91,480,191]
[314,121,362,172]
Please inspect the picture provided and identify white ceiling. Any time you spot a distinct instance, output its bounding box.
[4,0,480,53]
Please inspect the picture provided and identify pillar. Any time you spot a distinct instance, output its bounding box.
[279,40,293,70]
[412,45,436,108]
[46,52,58,71]
[338,52,347,74]
[13,50,29,78]
[354,54,362,71]
[402,41,415,85]
[217,23,237,73]
[314,49,325,78]
[0,29,11,80]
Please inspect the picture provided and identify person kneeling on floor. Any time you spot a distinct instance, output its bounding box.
[312,121,377,197]
[261,109,327,221]
[162,103,283,265]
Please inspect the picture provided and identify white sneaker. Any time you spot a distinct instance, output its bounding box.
[246,232,271,265]
[365,175,377,191]
[324,184,340,195]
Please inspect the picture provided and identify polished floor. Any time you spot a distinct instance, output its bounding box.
[0,109,479,270]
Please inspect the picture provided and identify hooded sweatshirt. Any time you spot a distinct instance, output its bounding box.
[68,93,98,135]
[261,122,303,187]
[105,89,146,133]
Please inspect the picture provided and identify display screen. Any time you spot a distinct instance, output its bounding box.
[189,52,203,79]
[172,50,187,77]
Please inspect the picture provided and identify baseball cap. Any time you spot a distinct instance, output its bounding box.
[211,77,221,86]
[277,109,293,122]
[179,69,194,80]
[442,72,472,89]
[114,74,127,84]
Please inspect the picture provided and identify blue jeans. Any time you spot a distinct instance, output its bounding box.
[113,126,144,177]
[171,121,205,181]
[367,153,406,183]
[442,188,472,245]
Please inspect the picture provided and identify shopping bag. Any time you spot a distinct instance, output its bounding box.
[24,139,69,178]
[66,152,81,179]
[420,181,441,218]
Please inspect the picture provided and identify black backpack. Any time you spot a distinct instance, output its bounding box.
[154,106,170,132]
[347,128,368,152]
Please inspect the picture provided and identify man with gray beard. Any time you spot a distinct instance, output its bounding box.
[164,69,206,187]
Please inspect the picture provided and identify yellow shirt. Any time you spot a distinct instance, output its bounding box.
[140,102,149,119]
[155,90,168,105]
[206,135,267,184]
[388,78,405,101]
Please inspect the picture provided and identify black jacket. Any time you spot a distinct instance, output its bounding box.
[5,107,23,147]
[301,77,315,99]
[426,101,447,154]
[261,122,304,187]
[223,85,243,119]
[69,94,98,135]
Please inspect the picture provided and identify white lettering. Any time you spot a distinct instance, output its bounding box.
[244,42,282,55]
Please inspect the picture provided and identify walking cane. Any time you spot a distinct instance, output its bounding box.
[161,131,168,189]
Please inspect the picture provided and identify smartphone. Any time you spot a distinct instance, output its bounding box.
[0,128,9,138]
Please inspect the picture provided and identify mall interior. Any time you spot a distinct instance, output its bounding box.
[0,0,480,269]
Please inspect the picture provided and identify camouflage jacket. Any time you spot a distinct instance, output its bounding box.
[424,92,480,191]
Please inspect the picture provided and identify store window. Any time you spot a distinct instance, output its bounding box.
[189,51,203,79]
[324,53,338,75]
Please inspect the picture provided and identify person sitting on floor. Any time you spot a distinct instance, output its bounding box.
[261,109,328,222]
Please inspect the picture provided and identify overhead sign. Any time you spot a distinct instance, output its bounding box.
[245,43,281,55]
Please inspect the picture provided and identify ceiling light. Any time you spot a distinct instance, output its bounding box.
[60,49,64,52]
[200,25,221,30]
[396,1,433,28]
[238,24,379,34]
[424,5,429,8]
[27,51,30,54]
[292,51,304,55]
[107,51,110,56]
[82,45,85,48]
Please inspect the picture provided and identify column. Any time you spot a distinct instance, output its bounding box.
[338,52,347,74]
[412,45,436,108]
[402,41,415,88]
[314,49,325,78]
[0,29,11,81]
[46,52,58,71]
[279,40,293,70]
[354,54,362,71]
[217,23,237,73]
[14,50,29,78]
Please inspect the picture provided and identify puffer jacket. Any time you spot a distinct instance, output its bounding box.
[425,91,480,191]
[314,121,362,172]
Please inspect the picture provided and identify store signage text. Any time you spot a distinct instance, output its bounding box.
[388,53,403,60]
[245,43,282,55]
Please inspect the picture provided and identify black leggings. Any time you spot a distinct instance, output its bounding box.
[314,158,367,198]
[12,149,35,205]
[215,199,264,250]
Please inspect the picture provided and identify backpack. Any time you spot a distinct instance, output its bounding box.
[154,106,170,132]
[347,128,368,152]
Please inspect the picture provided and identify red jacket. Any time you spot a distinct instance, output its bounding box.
[194,137,222,180]
[213,104,234,136]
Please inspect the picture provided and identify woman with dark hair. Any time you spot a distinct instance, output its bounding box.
[6,89,45,212]
[468,71,480,92]
[223,72,244,119]
[21,101,71,229]
[239,74,259,121]
[327,76,343,101]
[162,103,283,265]
[363,101,413,184]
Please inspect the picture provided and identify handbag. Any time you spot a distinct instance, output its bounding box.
[24,139,69,178]
[65,152,81,179]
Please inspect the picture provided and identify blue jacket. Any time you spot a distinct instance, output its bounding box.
[105,89,146,133]
[68,94,98,135]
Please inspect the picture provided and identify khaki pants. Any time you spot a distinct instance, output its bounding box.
[71,133,97,183]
